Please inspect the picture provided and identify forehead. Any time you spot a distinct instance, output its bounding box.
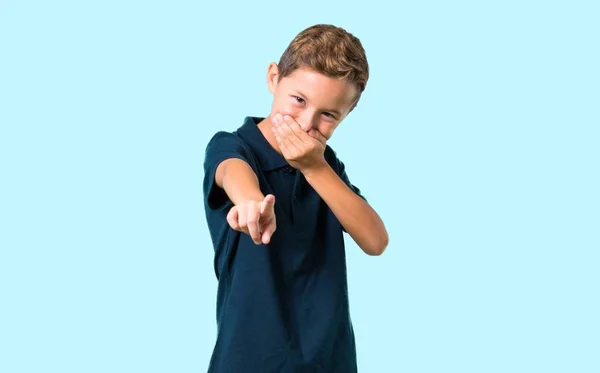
[281,67,357,111]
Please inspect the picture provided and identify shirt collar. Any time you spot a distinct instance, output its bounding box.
[236,116,288,171]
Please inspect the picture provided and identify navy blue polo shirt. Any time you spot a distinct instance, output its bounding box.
[202,116,366,373]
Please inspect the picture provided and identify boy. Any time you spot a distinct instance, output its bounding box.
[202,24,388,372]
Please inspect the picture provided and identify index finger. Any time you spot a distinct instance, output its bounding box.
[282,115,308,136]
[260,194,276,215]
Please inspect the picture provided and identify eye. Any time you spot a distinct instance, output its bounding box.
[323,112,336,120]
[293,96,305,104]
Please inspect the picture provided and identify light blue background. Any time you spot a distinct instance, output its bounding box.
[1,1,598,372]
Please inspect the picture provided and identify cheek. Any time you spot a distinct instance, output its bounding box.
[316,122,337,138]
[272,100,301,118]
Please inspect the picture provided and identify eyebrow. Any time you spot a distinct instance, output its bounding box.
[295,90,342,117]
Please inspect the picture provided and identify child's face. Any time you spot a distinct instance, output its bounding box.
[267,64,358,140]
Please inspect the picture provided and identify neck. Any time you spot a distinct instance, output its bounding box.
[257,116,283,155]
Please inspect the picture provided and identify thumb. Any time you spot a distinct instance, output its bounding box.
[260,194,276,215]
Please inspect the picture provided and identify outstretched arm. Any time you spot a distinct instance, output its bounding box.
[214,158,276,245]
[215,158,265,204]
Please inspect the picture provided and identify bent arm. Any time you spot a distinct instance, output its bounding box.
[304,164,389,256]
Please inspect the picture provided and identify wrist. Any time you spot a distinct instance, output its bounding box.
[301,160,331,180]
[231,192,265,206]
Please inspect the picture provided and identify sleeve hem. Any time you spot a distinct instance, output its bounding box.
[204,155,248,211]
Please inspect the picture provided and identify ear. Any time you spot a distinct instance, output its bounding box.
[266,62,279,94]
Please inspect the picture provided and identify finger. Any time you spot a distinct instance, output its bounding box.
[283,115,309,139]
[308,129,327,145]
[226,207,241,231]
[270,124,285,149]
[273,114,298,141]
[273,114,290,138]
[274,118,302,155]
[237,205,248,233]
[261,220,277,245]
[271,119,294,156]
[246,204,262,244]
[260,194,276,215]
[281,115,309,144]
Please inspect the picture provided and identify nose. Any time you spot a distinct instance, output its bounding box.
[297,111,317,132]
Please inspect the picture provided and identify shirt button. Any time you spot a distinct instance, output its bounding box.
[284,166,295,174]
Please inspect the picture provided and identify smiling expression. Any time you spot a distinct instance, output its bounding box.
[266,64,359,140]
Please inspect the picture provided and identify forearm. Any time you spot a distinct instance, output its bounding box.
[217,159,265,205]
[303,164,389,256]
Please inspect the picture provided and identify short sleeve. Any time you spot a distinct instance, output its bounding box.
[202,131,252,211]
[334,156,367,233]
[337,158,367,202]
